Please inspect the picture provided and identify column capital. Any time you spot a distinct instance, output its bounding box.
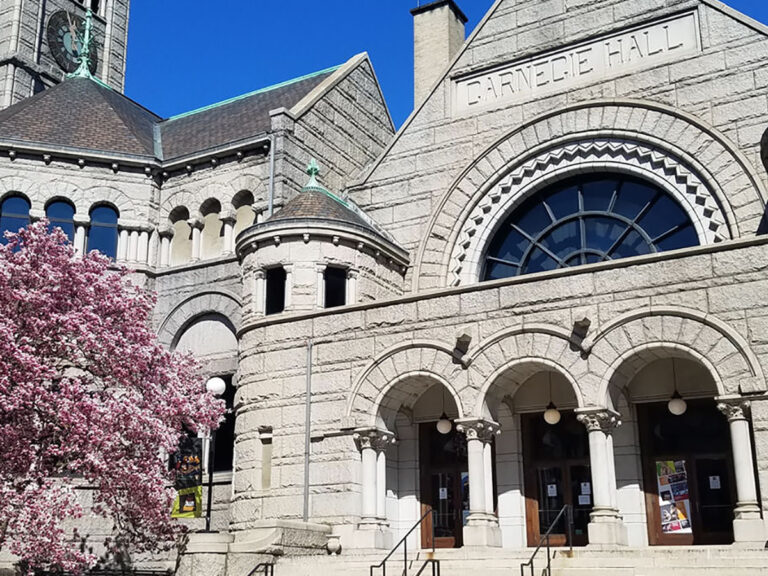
[158,224,175,238]
[73,214,91,226]
[353,428,396,452]
[716,396,751,422]
[219,210,237,224]
[455,418,501,443]
[576,408,621,432]
[187,217,204,230]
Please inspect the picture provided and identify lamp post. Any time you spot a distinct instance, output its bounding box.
[204,376,226,532]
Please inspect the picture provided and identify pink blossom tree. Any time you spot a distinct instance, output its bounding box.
[0,222,225,574]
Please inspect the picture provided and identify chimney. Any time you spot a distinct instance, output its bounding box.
[411,0,468,105]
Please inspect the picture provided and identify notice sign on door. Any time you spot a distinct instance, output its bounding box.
[709,475,721,490]
[656,460,692,534]
[439,487,448,500]
[547,484,557,497]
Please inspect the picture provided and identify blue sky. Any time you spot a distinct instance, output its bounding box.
[125,1,768,128]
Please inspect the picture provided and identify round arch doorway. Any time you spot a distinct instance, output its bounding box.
[611,353,738,545]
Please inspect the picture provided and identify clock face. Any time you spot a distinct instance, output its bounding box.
[46,10,99,74]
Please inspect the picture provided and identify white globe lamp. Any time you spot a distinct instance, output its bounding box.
[667,390,687,416]
[543,402,561,426]
[206,376,226,397]
[436,413,452,435]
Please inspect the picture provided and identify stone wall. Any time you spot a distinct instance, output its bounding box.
[348,0,768,292]
[234,238,768,541]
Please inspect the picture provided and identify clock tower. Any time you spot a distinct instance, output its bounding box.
[0,0,130,110]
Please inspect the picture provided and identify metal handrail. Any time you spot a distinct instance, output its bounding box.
[370,508,435,576]
[519,504,573,576]
[413,559,441,576]
[246,563,274,576]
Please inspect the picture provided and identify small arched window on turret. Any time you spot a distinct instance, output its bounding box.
[324,266,348,308]
[87,205,119,259]
[46,200,75,242]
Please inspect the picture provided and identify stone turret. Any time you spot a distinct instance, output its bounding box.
[236,161,409,321]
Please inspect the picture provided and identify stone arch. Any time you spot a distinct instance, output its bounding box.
[371,371,464,430]
[588,306,764,405]
[83,186,136,220]
[0,176,38,207]
[228,173,264,204]
[467,325,588,416]
[36,180,85,214]
[414,99,768,291]
[157,290,242,347]
[345,341,467,428]
[160,191,197,221]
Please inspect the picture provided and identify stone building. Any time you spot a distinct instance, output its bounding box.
[3,0,768,574]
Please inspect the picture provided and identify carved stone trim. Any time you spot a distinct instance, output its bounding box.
[576,409,622,432]
[450,138,731,286]
[353,428,396,452]
[455,418,501,443]
[717,397,751,422]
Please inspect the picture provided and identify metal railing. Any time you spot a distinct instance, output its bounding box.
[246,563,274,576]
[370,508,437,576]
[519,505,573,576]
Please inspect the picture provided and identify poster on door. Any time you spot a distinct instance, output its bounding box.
[656,460,692,534]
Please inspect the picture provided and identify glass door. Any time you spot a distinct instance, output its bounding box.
[420,424,469,549]
[638,401,735,545]
[523,412,591,547]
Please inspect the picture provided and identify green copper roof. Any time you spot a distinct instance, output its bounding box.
[302,159,348,208]
[166,64,342,122]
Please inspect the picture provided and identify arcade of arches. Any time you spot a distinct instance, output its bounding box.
[351,347,762,549]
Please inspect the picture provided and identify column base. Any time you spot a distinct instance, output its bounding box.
[177,532,234,576]
[463,513,502,547]
[733,517,766,544]
[349,520,392,549]
[587,509,628,547]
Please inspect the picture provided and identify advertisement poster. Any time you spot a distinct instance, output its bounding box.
[171,436,203,518]
[656,460,692,534]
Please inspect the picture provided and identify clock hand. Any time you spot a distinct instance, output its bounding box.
[66,12,79,56]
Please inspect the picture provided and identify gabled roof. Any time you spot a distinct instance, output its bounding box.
[0,61,349,162]
[159,66,338,161]
[0,76,159,158]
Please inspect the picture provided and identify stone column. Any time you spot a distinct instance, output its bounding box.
[158,226,174,268]
[347,269,359,305]
[253,269,266,316]
[717,396,766,543]
[127,229,139,263]
[189,218,203,261]
[73,215,89,256]
[352,428,395,549]
[117,228,129,262]
[316,264,327,309]
[456,419,501,547]
[576,409,627,546]
[220,211,236,255]
[137,227,150,265]
[284,264,293,310]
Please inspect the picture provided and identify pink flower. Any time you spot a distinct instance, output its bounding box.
[0,222,225,574]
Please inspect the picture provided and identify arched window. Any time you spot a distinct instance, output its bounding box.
[232,190,255,238]
[169,206,192,266]
[0,195,31,239]
[483,175,699,281]
[46,200,75,242]
[87,205,119,259]
[200,198,223,260]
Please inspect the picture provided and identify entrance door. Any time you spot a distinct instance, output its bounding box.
[419,423,469,548]
[523,412,591,547]
[638,400,736,545]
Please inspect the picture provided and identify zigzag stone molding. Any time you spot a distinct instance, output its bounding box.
[450,138,732,286]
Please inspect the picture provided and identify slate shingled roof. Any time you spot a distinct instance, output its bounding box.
[0,76,159,157]
[159,68,336,160]
[267,188,373,230]
[0,66,338,161]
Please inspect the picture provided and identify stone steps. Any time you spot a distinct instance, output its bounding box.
[273,546,768,576]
